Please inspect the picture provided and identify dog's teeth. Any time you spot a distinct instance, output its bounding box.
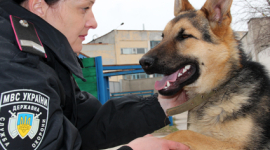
[167,81,171,87]
[178,73,182,77]
[183,68,187,73]
[164,86,168,89]
[185,65,191,70]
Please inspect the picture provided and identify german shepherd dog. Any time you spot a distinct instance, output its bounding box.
[140,0,270,149]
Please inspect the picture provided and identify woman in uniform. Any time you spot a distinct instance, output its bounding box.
[0,0,188,149]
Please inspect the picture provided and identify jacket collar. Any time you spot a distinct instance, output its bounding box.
[0,0,85,80]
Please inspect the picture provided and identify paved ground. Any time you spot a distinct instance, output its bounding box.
[103,112,188,150]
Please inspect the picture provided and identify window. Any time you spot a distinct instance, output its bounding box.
[124,75,133,80]
[121,48,133,54]
[121,48,148,54]
[137,48,146,54]
[124,73,163,80]
[150,41,161,49]
[154,74,164,78]
[139,73,148,79]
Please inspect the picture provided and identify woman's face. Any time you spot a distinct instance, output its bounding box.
[44,0,97,52]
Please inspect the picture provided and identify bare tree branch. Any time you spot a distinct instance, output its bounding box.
[232,0,270,30]
[267,0,270,6]
[243,0,267,16]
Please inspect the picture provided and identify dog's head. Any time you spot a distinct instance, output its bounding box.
[140,0,241,98]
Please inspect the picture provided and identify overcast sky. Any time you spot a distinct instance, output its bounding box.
[84,0,245,44]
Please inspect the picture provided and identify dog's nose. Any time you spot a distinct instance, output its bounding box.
[139,57,155,69]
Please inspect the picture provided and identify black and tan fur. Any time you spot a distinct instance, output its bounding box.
[140,0,270,149]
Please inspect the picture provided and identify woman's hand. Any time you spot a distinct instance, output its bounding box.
[126,134,189,150]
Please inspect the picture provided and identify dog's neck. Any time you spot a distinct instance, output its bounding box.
[166,89,218,116]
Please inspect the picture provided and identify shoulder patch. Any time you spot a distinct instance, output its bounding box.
[9,15,47,58]
[0,89,50,150]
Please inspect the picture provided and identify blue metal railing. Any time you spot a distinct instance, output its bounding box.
[111,90,154,98]
[92,57,174,126]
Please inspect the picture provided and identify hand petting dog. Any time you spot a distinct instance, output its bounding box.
[127,134,189,150]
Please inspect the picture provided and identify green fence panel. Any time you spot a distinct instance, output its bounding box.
[84,76,97,83]
[75,76,96,84]
[88,91,98,98]
[81,58,95,67]
[78,83,97,91]
[82,67,96,77]
[73,58,98,99]
[74,77,98,98]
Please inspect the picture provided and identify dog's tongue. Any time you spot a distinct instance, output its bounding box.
[155,70,179,90]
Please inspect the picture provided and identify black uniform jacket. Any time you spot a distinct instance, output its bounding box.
[0,0,169,150]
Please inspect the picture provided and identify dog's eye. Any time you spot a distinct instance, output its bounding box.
[161,33,164,38]
[177,34,194,41]
[183,35,189,38]
[176,29,194,41]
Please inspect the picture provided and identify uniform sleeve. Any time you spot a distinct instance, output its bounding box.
[0,47,82,150]
[74,83,170,150]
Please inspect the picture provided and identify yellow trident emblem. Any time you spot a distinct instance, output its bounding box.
[16,113,33,139]
[17,116,31,138]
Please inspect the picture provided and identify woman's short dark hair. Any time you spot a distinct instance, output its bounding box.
[13,0,60,6]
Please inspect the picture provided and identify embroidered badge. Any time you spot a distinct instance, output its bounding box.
[0,89,50,150]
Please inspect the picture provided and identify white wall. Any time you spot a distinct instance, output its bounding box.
[257,47,270,75]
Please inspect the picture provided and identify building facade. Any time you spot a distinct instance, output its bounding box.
[82,30,163,65]
[81,30,163,85]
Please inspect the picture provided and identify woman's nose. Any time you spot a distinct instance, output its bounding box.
[85,11,98,29]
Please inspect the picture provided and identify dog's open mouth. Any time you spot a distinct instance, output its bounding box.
[155,64,197,96]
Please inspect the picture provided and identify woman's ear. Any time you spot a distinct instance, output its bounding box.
[25,0,49,18]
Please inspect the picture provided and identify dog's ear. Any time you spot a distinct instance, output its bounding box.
[174,0,195,16]
[201,0,233,37]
